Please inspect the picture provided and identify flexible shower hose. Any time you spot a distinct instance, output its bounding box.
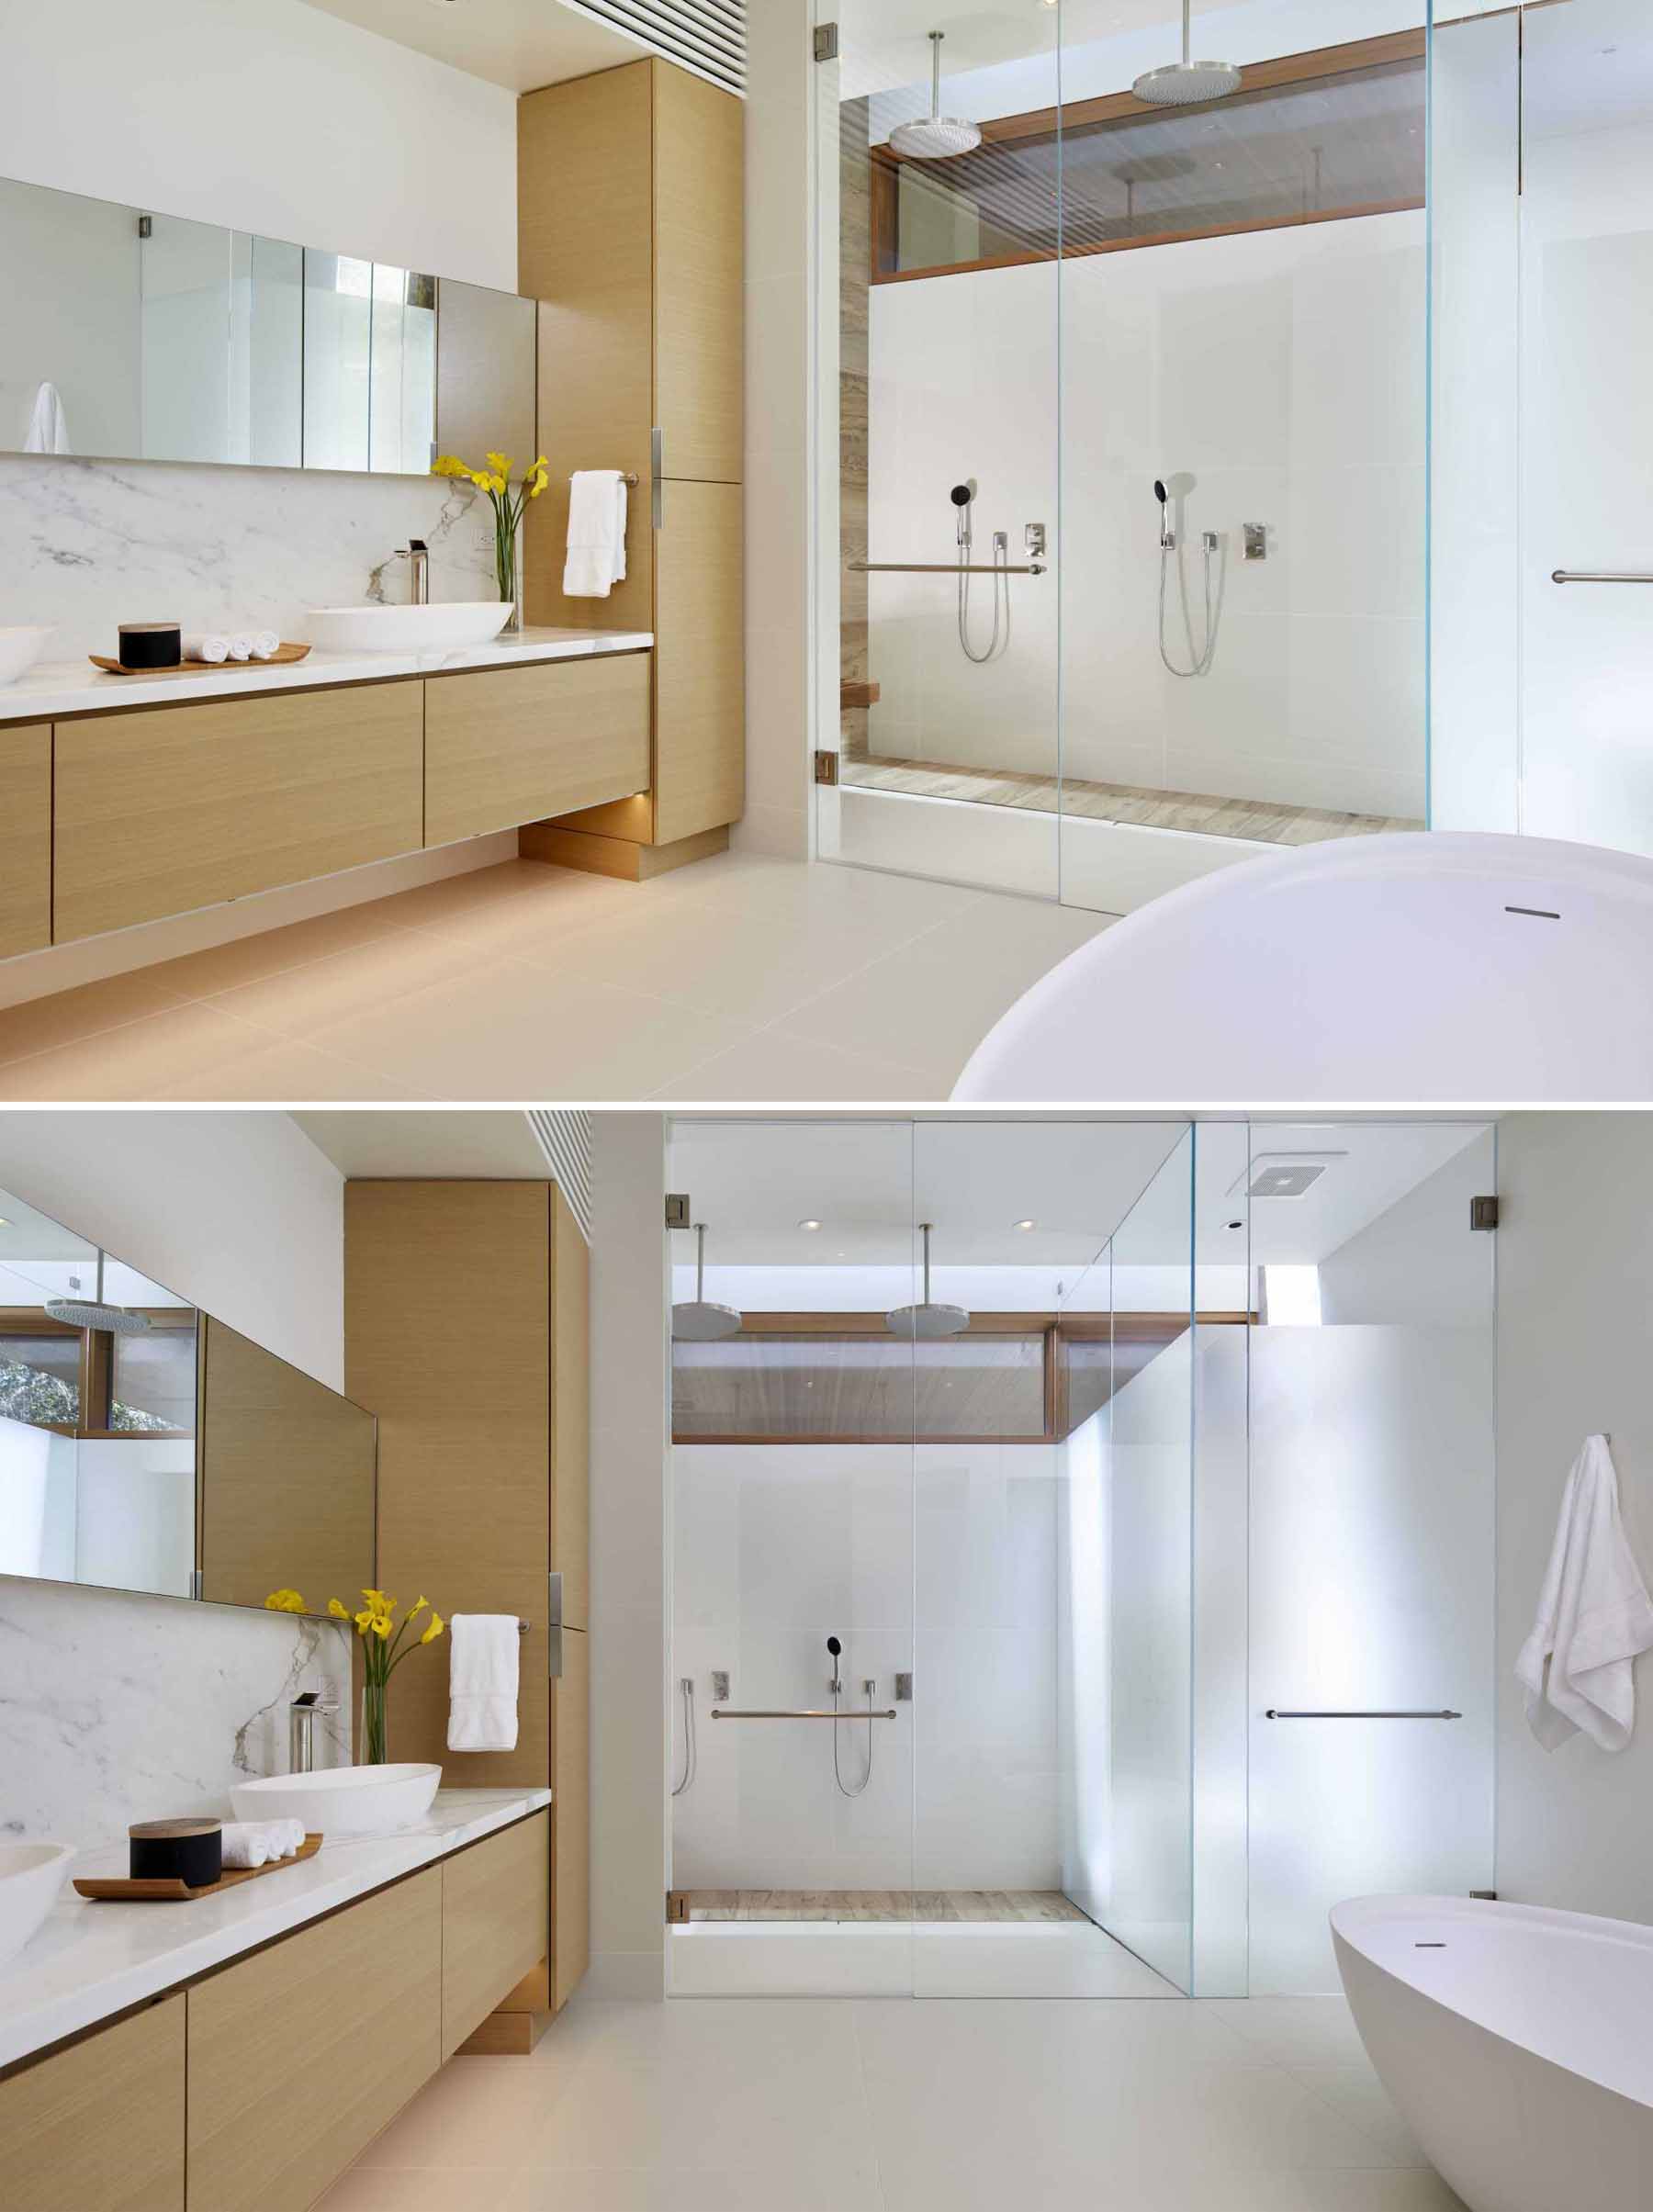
[958,534,1012,664]
[1158,531,1223,678]
[831,1678,874,1797]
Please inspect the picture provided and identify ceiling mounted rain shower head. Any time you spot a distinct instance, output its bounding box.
[1133,2,1241,106]
[43,1251,150,1335]
[671,1223,742,1342]
[889,32,983,160]
[886,1223,970,1341]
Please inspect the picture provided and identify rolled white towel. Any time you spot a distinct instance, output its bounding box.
[247,629,281,660]
[225,634,253,663]
[183,634,231,665]
[274,1817,306,1857]
[220,1822,274,1870]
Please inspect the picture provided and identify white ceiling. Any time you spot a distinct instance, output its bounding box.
[297,0,640,92]
[293,1110,550,1179]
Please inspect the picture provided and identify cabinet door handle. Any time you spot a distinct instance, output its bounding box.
[651,426,664,530]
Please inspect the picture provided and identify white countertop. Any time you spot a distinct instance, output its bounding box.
[0,1786,552,2072]
[0,626,652,724]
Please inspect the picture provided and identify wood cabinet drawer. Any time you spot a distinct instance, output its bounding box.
[0,721,51,958]
[186,1866,441,2212]
[1,1993,185,2212]
[53,685,424,943]
[442,1810,551,2059]
[424,654,650,847]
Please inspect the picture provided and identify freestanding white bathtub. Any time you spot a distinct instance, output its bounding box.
[954,831,1653,1101]
[1332,1894,1653,2212]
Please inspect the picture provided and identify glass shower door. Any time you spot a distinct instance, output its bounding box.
[1244,1120,1497,1993]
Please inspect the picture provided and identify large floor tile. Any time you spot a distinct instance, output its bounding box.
[654,1025,937,1102]
[1291,2064,1432,2166]
[305,964,758,1100]
[199,928,483,1037]
[145,902,414,1000]
[0,999,276,1100]
[373,859,643,946]
[357,2049,583,2171]
[499,2167,885,2211]
[1199,1996,1371,2068]
[152,1037,427,1101]
[0,969,191,1069]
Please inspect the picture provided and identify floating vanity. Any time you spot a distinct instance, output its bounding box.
[0,1791,549,2210]
[0,627,652,960]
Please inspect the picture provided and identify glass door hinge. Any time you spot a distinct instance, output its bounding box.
[1469,1196,1499,1231]
[665,1193,691,1230]
[815,749,839,786]
[814,24,839,62]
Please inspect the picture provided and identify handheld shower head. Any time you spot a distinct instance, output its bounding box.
[826,1634,843,1692]
[1154,478,1175,551]
[826,1635,842,1656]
[950,482,974,547]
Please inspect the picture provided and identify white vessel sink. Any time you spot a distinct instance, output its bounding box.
[231,1763,442,1838]
[305,602,510,656]
[0,1842,75,1971]
[0,624,53,688]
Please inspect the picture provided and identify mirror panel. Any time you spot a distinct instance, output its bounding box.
[0,171,527,477]
[0,1183,375,1612]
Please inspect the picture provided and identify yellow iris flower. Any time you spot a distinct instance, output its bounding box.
[327,1597,350,1620]
[422,1610,446,1645]
[485,451,512,476]
[264,1589,306,1613]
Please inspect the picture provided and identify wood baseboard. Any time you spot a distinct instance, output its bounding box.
[519,821,729,881]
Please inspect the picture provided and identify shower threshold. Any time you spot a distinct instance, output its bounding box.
[677,1889,1093,1925]
[843,751,1421,847]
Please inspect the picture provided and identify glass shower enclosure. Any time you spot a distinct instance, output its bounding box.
[667,1115,1496,2001]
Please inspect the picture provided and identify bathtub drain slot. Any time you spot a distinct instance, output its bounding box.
[1414,1941,1446,1948]
[1504,904,1561,920]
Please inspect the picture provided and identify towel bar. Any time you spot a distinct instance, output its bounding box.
[849,559,1046,577]
[710,1707,899,1721]
[1265,1708,1461,1720]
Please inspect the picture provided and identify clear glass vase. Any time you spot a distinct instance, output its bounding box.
[361,1679,388,1765]
[495,511,524,634]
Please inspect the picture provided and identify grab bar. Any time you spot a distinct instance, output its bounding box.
[1265,1708,1461,1720]
[710,1707,899,1721]
[849,560,1046,577]
[1551,570,1653,584]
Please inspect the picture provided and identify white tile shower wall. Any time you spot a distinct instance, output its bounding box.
[867,210,1427,822]
[0,1576,351,1849]
[671,1442,1062,1894]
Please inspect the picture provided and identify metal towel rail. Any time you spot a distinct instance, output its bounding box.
[1551,569,1653,584]
[849,559,1046,577]
[710,1707,899,1721]
[1265,1707,1461,1720]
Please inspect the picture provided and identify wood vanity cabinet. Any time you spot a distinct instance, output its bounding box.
[442,1808,551,2058]
[423,652,650,847]
[0,722,51,958]
[185,1866,441,2212]
[519,55,745,869]
[2,1993,186,2211]
[51,685,423,942]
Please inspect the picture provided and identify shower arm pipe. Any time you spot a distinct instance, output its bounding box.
[1551,570,1653,584]
[850,560,1046,576]
[710,1708,899,1721]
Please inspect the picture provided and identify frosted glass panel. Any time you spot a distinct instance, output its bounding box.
[1245,1117,1496,1993]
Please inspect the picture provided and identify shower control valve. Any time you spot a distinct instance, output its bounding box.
[1025,522,1046,560]
[1243,522,1267,561]
[711,1671,730,1703]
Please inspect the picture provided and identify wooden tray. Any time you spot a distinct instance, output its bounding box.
[74,1833,323,1902]
[87,643,312,678]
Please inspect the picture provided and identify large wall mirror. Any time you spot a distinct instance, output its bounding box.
[0,1185,375,1611]
[0,174,535,475]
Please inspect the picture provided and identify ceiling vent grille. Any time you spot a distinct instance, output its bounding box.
[567,0,746,95]
[528,1110,593,1243]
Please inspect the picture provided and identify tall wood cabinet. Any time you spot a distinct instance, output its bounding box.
[518,57,744,872]
[343,1181,590,2031]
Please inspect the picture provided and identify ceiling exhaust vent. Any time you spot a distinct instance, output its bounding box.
[566,0,746,95]
[1230,1151,1347,1202]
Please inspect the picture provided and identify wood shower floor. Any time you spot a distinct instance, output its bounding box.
[843,751,1421,847]
[680,1890,1095,1924]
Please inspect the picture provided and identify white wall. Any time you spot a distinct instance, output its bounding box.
[589,1112,670,1995]
[867,208,1427,823]
[0,1110,353,1846]
[672,1439,1062,1895]
[1494,1113,1653,1924]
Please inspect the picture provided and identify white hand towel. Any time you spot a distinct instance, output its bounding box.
[23,380,71,455]
[1515,1434,1653,1752]
[219,1822,274,1870]
[225,634,253,663]
[248,629,280,660]
[563,469,627,599]
[183,634,231,665]
[447,1612,520,1753]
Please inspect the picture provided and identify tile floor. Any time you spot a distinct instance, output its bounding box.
[313,1992,1466,2212]
[0,854,1112,1103]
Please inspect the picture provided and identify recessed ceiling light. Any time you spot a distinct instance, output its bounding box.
[0,1217,9,1226]
[798,1218,823,1231]
[1013,1218,1036,1231]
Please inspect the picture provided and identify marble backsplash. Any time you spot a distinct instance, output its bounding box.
[0,1576,352,1850]
[0,450,498,665]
